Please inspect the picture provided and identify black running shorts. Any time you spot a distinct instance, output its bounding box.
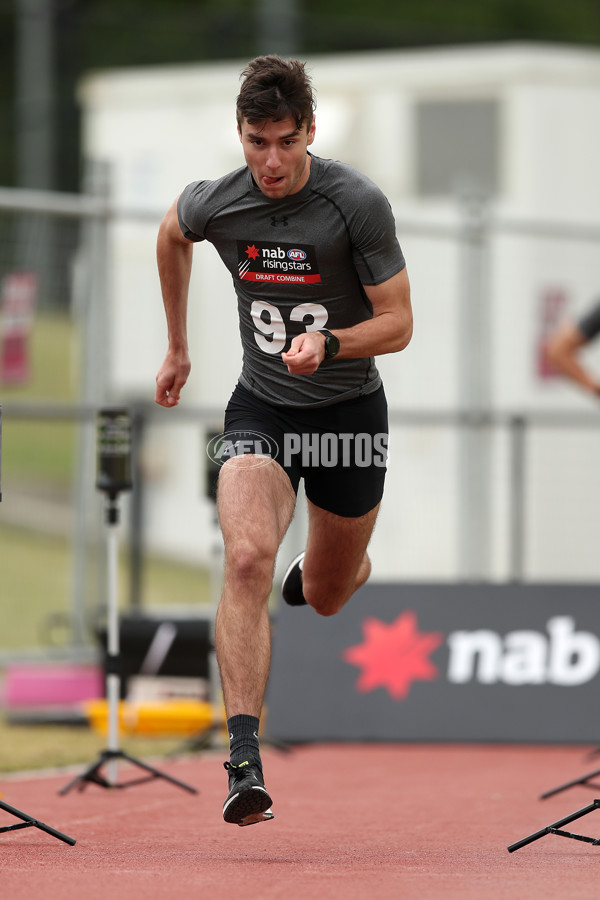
[222,382,388,518]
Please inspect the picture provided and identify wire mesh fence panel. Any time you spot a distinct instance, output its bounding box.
[1,187,600,665]
[0,196,100,662]
[526,425,600,582]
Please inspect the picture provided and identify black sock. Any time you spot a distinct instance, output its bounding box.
[227,714,261,766]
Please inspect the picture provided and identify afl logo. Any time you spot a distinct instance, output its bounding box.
[287,248,306,261]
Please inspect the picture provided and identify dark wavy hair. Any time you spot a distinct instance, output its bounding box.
[236,55,315,131]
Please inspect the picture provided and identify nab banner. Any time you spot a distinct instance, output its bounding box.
[266,583,600,742]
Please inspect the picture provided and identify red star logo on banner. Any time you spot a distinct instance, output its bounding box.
[245,244,260,260]
[343,611,444,700]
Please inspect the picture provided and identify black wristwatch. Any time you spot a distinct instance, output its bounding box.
[319,329,340,359]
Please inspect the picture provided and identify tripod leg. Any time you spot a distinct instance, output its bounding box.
[118,751,198,793]
[0,800,76,846]
[58,753,112,795]
[541,768,600,799]
[508,800,600,852]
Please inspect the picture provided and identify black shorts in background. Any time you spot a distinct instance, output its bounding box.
[222,382,388,518]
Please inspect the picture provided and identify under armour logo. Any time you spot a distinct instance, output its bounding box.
[271,215,289,226]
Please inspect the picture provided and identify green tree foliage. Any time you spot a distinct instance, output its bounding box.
[304,0,600,50]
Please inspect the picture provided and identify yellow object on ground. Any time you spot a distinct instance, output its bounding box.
[84,699,224,737]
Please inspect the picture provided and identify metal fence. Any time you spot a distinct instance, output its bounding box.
[0,185,599,662]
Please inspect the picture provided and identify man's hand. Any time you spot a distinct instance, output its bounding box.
[281,332,326,375]
[155,348,191,407]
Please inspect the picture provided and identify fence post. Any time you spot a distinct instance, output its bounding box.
[508,415,527,582]
[70,162,112,644]
[457,192,492,580]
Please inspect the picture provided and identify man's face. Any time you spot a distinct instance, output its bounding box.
[238,116,316,200]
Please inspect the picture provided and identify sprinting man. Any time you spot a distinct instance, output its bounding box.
[155,55,412,826]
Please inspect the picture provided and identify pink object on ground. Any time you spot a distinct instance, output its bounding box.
[2,664,103,708]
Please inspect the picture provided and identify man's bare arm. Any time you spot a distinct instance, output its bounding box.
[545,322,600,397]
[155,199,194,407]
[282,268,412,375]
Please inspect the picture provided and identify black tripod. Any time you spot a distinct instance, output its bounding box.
[507,760,600,852]
[60,409,196,796]
[0,799,76,845]
[508,800,600,853]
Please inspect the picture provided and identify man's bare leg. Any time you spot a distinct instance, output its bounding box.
[295,499,380,616]
[216,455,296,715]
[215,455,295,826]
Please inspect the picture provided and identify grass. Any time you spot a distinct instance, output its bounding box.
[0,521,215,773]
[0,525,72,650]
[1,311,213,652]
[2,313,78,403]
[0,717,191,775]
[0,522,213,651]
[0,313,218,772]
[2,313,78,487]
[0,523,215,773]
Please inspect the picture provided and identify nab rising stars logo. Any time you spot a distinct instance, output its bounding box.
[237,240,321,285]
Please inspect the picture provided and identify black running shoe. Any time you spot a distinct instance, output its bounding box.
[222,760,274,827]
[281,551,307,606]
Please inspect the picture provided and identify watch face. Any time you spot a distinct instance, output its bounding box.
[326,334,340,358]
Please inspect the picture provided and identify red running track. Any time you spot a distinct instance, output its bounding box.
[2,743,600,899]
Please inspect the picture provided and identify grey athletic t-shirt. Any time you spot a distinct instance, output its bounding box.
[578,300,600,341]
[177,154,406,407]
